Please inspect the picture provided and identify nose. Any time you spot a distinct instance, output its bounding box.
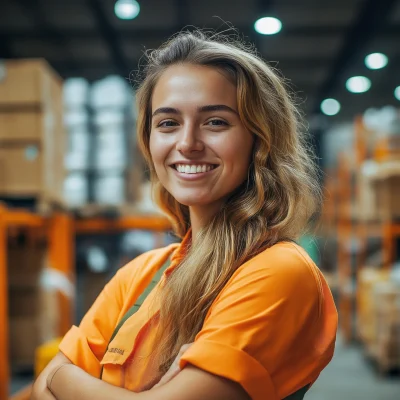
[176,123,204,154]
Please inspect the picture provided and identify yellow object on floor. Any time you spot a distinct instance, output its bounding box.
[35,337,62,378]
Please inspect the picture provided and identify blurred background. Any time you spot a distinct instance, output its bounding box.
[0,0,400,399]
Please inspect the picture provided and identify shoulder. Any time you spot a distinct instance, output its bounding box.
[115,243,179,285]
[219,241,323,313]
[239,241,319,285]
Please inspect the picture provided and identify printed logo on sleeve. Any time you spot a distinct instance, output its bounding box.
[108,347,125,355]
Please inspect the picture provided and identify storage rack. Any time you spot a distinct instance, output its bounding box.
[335,115,400,343]
[1,205,170,400]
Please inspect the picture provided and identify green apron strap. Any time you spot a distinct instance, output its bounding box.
[283,385,310,399]
[100,256,171,379]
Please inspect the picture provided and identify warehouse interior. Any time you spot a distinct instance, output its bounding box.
[1,0,400,399]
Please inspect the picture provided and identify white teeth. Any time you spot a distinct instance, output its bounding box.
[175,164,215,174]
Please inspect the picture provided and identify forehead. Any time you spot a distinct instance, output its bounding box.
[151,64,237,110]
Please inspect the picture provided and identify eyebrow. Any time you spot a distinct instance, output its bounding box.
[152,104,239,117]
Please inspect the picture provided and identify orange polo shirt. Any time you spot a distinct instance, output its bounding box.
[59,232,337,400]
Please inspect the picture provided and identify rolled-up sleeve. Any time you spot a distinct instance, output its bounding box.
[179,244,337,400]
[59,257,141,376]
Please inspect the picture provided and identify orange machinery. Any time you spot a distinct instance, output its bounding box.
[1,205,170,400]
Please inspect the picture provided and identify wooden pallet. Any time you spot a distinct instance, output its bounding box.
[0,194,66,216]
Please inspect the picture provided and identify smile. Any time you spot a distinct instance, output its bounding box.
[173,164,217,174]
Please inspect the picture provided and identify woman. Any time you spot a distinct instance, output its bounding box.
[32,30,337,400]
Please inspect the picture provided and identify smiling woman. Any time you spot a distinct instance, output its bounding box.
[31,29,337,400]
[149,63,254,224]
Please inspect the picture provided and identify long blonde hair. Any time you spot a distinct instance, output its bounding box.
[136,30,321,373]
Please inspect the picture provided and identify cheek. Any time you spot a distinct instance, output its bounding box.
[149,133,164,169]
[222,135,253,170]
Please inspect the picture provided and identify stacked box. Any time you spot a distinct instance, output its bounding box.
[90,75,140,207]
[358,266,400,372]
[7,234,59,369]
[356,160,400,221]
[63,75,145,210]
[0,59,65,209]
[373,282,400,372]
[357,267,390,347]
[63,78,91,207]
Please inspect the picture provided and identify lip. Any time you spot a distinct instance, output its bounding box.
[169,160,217,166]
[170,165,218,181]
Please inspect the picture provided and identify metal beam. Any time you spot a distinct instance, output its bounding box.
[14,0,79,75]
[0,40,14,58]
[252,0,275,54]
[86,0,129,77]
[5,24,400,42]
[313,0,399,114]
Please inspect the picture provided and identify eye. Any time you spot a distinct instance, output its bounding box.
[207,119,229,126]
[157,120,178,128]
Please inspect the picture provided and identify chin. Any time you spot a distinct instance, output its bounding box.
[173,195,212,207]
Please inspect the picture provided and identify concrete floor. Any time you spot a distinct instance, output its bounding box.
[307,337,400,400]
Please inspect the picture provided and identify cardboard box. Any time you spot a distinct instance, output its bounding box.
[0,144,43,194]
[10,316,40,367]
[356,161,400,221]
[9,287,38,317]
[7,235,46,287]
[0,59,65,204]
[0,139,65,202]
[9,289,60,368]
[0,110,44,141]
[374,176,400,220]
[8,239,61,367]
[0,59,62,107]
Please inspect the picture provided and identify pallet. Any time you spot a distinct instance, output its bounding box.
[0,194,66,215]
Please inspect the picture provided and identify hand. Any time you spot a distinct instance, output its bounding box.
[152,343,193,388]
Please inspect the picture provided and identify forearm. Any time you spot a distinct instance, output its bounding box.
[47,361,248,400]
[48,364,138,400]
[31,352,71,400]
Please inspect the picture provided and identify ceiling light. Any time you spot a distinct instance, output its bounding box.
[320,98,341,116]
[365,53,388,70]
[254,17,282,35]
[346,76,371,93]
[395,86,400,101]
[114,0,140,20]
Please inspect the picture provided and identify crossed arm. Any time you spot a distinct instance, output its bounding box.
[31,351,250,400]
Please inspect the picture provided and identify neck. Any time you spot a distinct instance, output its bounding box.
[189,203,222,243]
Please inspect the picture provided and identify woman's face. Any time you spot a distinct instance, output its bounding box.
[149,64,254,210]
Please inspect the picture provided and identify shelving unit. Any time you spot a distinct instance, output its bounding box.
[1,204,170,400]
[334,115,400,344]
[0,205,74,400]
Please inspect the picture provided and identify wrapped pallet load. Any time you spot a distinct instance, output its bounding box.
[63,78,91,208]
